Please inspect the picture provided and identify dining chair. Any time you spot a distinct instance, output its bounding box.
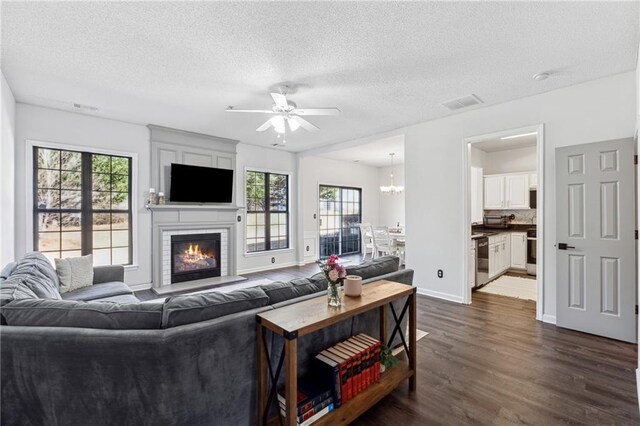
[372,226,395,259]
[358,223,374,261]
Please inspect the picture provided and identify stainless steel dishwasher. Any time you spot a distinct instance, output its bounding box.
[476,237,489,287]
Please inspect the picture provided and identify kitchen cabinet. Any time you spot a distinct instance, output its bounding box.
[469,246,476,288]
[529,173,537,189]
[510,232,527,269]
[470,167,484,224]
[488,233,511,279]
[505,174,529,209]
[484,172,533,210]
[484,175,504,209]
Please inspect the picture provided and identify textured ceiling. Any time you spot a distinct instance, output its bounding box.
[474,134,538,153]
[1,2,638,152]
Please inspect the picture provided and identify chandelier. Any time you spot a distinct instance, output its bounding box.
[380,153,404,195]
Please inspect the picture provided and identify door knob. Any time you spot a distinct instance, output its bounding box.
[557,243,576,250]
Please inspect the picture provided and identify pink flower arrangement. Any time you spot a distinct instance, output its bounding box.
[318,255,347,285]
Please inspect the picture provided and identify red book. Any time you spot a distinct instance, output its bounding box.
[347,337,371,388]
[325,347,353,402]
[335,342,363,396]
[356,334,381,381]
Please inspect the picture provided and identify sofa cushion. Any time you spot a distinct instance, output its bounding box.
[62,281,133,301]
[162,287,269,328]
[308,272,329,291]
[55,255,94,294]
[90,294,141,304]
[1,299,163,329]
[9,252,61,300]
[345,256,400,281]
[0,276,38,307]
[93,265,125,284]
[260,279,322,305]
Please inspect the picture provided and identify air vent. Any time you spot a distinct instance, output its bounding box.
[441,94,483,111]
[72,103,98,112]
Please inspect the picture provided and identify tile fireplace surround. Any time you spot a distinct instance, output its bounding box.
[149,204,244,295]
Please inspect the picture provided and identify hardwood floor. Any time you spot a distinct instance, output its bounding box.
[137,258,639,424]
[355,292,639,425]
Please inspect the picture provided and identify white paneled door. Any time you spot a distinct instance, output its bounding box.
[556,139,636,343]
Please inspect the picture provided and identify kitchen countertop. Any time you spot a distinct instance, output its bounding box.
[471,225,536,239]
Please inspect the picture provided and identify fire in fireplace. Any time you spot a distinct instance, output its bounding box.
[171,233,221,283]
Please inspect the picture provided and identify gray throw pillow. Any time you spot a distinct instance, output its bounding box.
[55,255,94,294]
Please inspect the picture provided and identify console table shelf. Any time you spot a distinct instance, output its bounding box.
[256,280,417,426]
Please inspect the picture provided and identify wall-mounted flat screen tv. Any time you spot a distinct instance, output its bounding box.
[169,163,234,203]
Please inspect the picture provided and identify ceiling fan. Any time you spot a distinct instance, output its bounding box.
[226,91,340,136]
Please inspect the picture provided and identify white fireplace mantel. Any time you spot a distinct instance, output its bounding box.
[150,204,245,294]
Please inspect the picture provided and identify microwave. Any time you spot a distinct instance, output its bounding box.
[483,214,515,229]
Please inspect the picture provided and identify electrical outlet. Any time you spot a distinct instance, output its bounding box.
[313,214,317,219]
[306,246,310,252]
[437,269,443,278]
[237,215,242,222]
[271,257,276,264]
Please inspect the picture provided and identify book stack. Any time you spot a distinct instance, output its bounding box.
[278,377,335,425]
[314,333,382,407]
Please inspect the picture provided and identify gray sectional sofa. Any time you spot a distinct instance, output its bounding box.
[0,252,414,426]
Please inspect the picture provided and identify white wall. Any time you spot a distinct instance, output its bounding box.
[235,144,298,274]
[469,145,487,169]
[378,165,405,227]
[14,104,152,284]
[327,71,635,315]
[299,155,380,261]
[404,71,635,314]
[483,145,537,175]
[1,72,16,266]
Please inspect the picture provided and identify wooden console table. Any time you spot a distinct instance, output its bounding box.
[256,280,417,426]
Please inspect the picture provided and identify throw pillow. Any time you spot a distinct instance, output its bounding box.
[55,255,94,294]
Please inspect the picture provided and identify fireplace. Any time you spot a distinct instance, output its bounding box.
[170,233,221,284]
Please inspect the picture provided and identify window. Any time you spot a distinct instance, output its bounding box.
[33,146,133,265]
[319,185,362,258]
[246,171,289,253]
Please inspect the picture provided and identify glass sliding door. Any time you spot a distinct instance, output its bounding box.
[319,185,362,258]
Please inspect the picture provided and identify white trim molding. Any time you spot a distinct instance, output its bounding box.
[542,314,557,325]
[416,287,464,304]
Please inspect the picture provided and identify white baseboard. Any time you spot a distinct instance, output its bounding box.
[542,314,557,324]
[238,261,298,275]
[129,282,152,291]
[416,288,464,304]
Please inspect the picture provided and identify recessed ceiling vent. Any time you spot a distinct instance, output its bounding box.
[441,94,483,111]
[72,103,98,112]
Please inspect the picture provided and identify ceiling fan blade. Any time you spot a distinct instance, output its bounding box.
[270,93,289,108]
[256,119,273,132]
[226,108,275,113]
[293,108,340,116]
[291,116,319,132]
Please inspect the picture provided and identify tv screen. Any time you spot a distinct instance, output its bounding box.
[169,163,234,203]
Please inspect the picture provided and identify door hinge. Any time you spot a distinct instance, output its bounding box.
[636,230,639,240]
[635,155,638,165]
[636,305,638,315]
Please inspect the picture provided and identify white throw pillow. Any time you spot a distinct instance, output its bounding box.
[55,255,94,294]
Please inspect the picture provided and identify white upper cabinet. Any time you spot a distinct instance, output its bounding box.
[484,175,504,209]
[484,172,533,210]
[470,167,484,223]
[505,174,529,209]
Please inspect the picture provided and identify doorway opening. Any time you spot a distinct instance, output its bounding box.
[463,125,544,320]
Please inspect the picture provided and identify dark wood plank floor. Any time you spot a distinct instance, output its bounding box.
[137,258,639,424]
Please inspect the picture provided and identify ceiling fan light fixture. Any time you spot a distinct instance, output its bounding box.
[288,117,301,132]
[270,116,286,134]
